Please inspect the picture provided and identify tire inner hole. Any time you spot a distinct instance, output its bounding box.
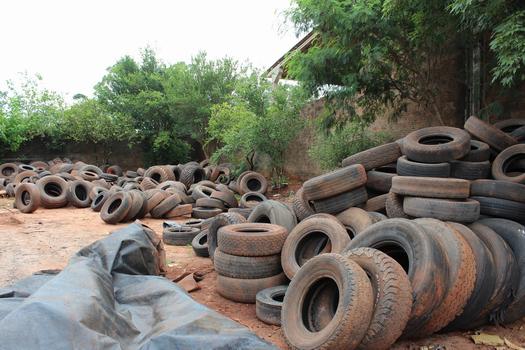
[256,215,271,224]
[302,277,339,332]
[44,183,62,197]
[372,242,410,272]
[22,191,31,206]
[419,135,453,145]
[503,154,525,174]
[296,232,332,267]
[75,186,87,200]
[247,178,262,191]
[108,198,122,214]
[272,292,285,303]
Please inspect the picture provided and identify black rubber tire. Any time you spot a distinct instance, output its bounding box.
[210,189,237,208]
[15,183,41,213]
[180,165,206,188]
[217,223,287,257]
[468,222,519,327]
[195,197,225,209]
[397,156,450,177]
[494,118,525,133]
[461,140,491,162]
[228,207,253,218]
[402,126,471,163]
[345,218,448,335]
[335,207,375,238]
[303,164,367,201]
[191,185,214,201]
[67,180,92,208]
[477,218,525,324]
[470,179,525,203]
[214,250,282,279]
[144,165,175,183]
[122,190,144,222]
[139,177,159,191]
[151,194,182,218]
[255,285,287,326]
[510,125,525,142]
[217,272,287,304]
[465,116,517,151]
[385,191,411,219]
[91,190,111,212]
[281,214,350,279]
[292,187,315,221]
[191,229,209,257]
[192,207,222,219]
[239,172,268,195]
[163,226,200,246]
[403,197,480,223]
[207,212,246,260]
[450,160,491,180]
[239,192,267,208]
[247,200,297,233]
[312,186,368,214]
[343,247,413,350]
[165,203,193,218]
[100,192,131,224]
[471,196,525,223]
[36,175,69,209]
[281,253,373,350]
[366,169,396,194]
[391,176,470,199]
[341,142,401,170]
[491,144,525,183]
[361,193,388,212]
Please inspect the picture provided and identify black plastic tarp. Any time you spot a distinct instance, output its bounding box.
[0,222,277,350]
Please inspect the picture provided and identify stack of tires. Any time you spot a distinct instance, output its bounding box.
[214,223,288,303]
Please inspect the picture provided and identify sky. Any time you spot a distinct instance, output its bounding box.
[0,0,300,100]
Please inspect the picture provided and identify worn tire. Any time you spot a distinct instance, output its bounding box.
[465,116,517,151]
[281,214,350,279]
[397,156,450,177]
[240,192,267,208]
[312,186,368,214]
[207,212,246,260]
[228,207,253,218]
[282,253,373,350]
[150,194,181,218]
[391,176,470,199]
[361,193,388,212]
[402,126,470,162]
[470,179,525,203]
[343,247,413,349]
[385,191,410,219]
[180,165,206,188]
[195,197,225,210]
[36,175,69,209]
[217,272,287,304]
[15,183,41,213]
[192,207,222,219]
[100,192,131,224]
[218,223,287,257]
[214,249,282,278]
[303,164,367,201]
[256,285,287,325]
[471,196,525,223]
[163,226,200,246]
[450,160,491,180]
[144,165,175,183]
[210,189,237,208]
[239,172,268,195]
[67,180,92,208]
[247,200,297,233]
[191,229,209,257]
[461,140,491,162]
[335,207,375,238]
[403,197,480,223]
[91,190,111,212]
[342,142,402,170]
[165,203,193,218]
[492,144,525,183]
[366,168,396,194]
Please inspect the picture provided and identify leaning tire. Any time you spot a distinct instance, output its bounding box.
[247,200,297,233]
[464,115,517,151]
[67,180,92,208]
[342,142,401,170]
[191,229,209,257]
[15,183,41,213]
[256,285,287,325]
[292,187,315,221]
[491,144,525,183]
[36,175,69,209]
[100,192,131,224]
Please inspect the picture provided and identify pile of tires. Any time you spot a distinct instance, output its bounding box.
[214,223,288,303]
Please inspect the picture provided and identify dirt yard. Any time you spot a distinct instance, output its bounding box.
[1,198,524,349]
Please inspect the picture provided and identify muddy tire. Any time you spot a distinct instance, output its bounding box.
[366,169,396,193]
[492,144,525,183]
[461,140,491,162]
[139,177,159,191]
[397,156,450,177]
[450,160,491,180]
[100,192,131,224]
[281,214,350,279]
[336,207,375,238]
[343,248,413,349]
[15,183,41,213]
[91,190,111,212]
[217,272,287,303]
[150,194,181,218]
[402,126,470,162]
[195,197,225,209]
[192,207,222,219]
[67,180,92,208]
[361,193,388,212]
[303,164,367,201]
[218,223,287,257]
[240,192,267,208]
[36,175,69,209]
[247,200,297,233]
[163,226,200,246]
[391,176,470,199]
[214,249,282,278]
[471,196,525,223]
[191,229,209,257]
[342,142,401,170]
[256,285,287,325]
[403,197,480,223]
[210,189,238,208]
[239,172,268,195]
[165,203,193,218]
[470,179,525,203]
[312,186,368,214]
[144,165,175,183]
[180,165,206,188]
[207,212,246,260]
[464,116,517,151]
[282,253,373,350]
[385,191,410,218]
[228,207,253,218]
[292,187,315,221]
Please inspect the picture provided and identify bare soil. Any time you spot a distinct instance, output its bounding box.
[0,199,524,349]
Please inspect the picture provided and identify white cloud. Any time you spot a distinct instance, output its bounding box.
[0,0,299,99]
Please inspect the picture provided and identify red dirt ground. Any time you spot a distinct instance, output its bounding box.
[0,199,524,349]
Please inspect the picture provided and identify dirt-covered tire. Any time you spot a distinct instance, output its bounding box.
[402,126,471,163]
[256,285,287,325]
[397,156,450,177]
[240,192,267,208]
[191,185,215,201]
[345,219,448,335]
[228,207,253,218]
[282,253,373,350]
[292,187,315,221]
[450,160,491,180]
[470,179,525,203]
[100,192,131,224]
[217,223,287,257]
[403,197,480,223]
[471,196,525,223]
[239,172,268,195]
[145,190,167,214]
[139,177,159,191]
[192,207,222,219]
[445,223,496,331]
[342,142,401,170]
[464,116,517,151]
[91,190,111,212]
[366,169,396,194]
[312,186,368,214]
[210,189,237,208]
[180,165,206,188]
[335,207,375,238]
[195,197,225,209]
[165,203,193,218]
[281,214,350,279]
[0,163,19,179]
[494,118,525,133]
[343,248,413,349]
[247,200,297,233]
[412,219,476,336]
[207,212,246,260]
[468,222,519,327]
[385,191,410,218]
[217,272,287,304]
[477,219,525,324]
[144,165,175,183]
[121,191,143,222]
[492,144,525,183]
[461,140,491,162]
[191,229,209,257]
[67,180,92,208]
[15,183,41,213]
[361,193,388,212]
[214,249,282,278]
[150,194,181,218]
[157,180,186,192]
[163,226,200,246]
[303,164,367,201]
[391,176,470,199]
[14,170,37,184]
[36,175,69,209]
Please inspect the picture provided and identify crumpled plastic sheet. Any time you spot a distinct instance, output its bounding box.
[0,222,277,350]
